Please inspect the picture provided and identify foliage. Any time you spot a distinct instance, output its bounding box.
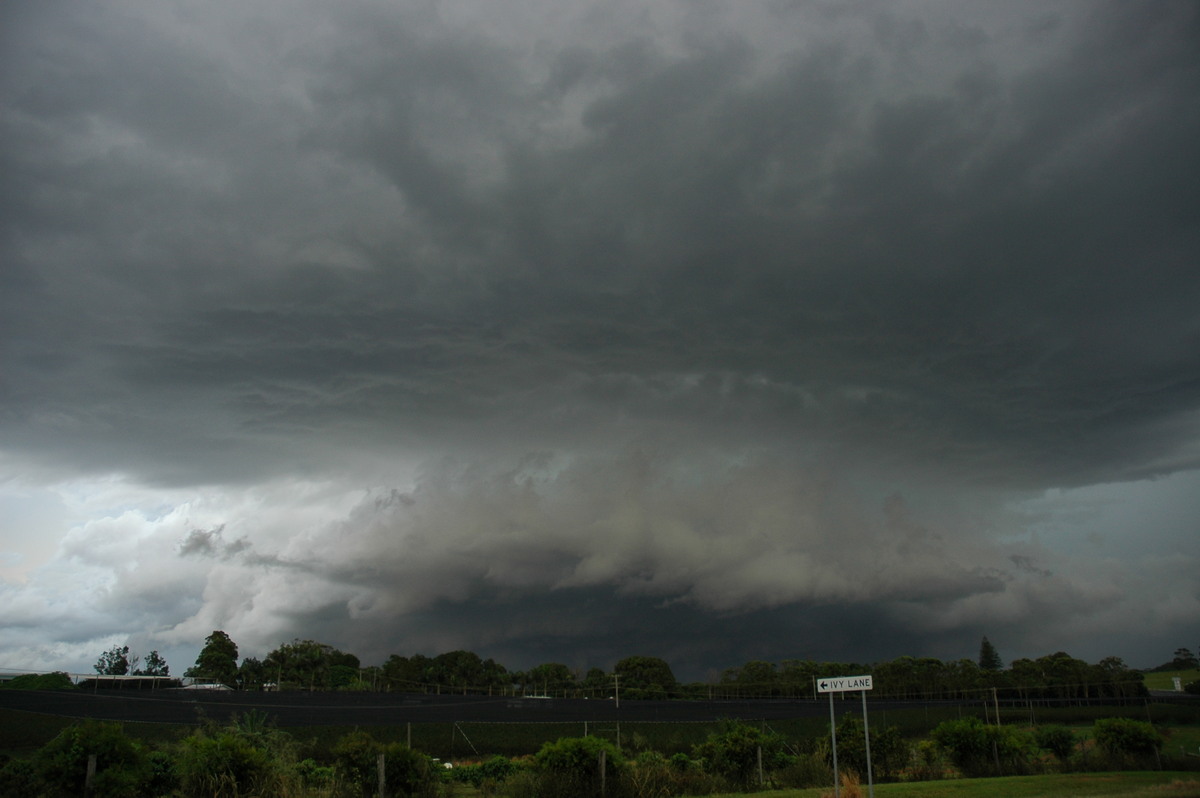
[265,638,363,691]
[134,650,169,676]
[0,671,74,690]
[236,656,267,691]
[1171,648,1198,670]
[614,655,678,699]
[451,754,521,788]
[521,662,577,695]
[0,756,42,798]
[332,730,437,798]
[618,749,723,796]
[175,730,276,797]
[930,716,1037,777]
[772,752,831,789]
[1092,717,1163,768]
[144,749,179,796]
[979,637,1003,672]
[94,645,131,676]
[172,709,305,797]
[1033,724,1076,761]
[691,721,789,789]
[530,735,626,797]
[830,714,909,780]
[186,630,240,687]
[33,720,150,798]
[296,757,337,790]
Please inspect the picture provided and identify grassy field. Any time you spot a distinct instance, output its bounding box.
[710,772,1200,797]
[1144,671,1200,692]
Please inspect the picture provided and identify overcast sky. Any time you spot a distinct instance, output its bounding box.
[2,0,1198,682]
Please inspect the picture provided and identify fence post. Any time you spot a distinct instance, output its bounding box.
[84,754,96,798]
[377,752,386,798]
[599,749,607,797]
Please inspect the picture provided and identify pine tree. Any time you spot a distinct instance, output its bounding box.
[978,636,1003,671]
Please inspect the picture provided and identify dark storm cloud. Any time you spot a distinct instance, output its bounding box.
[5,0,1198,488]
[1,1,1198,673]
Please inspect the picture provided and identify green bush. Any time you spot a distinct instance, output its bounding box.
[0,757,42,798]
[175,730,277,797]
[1092,717,1163,768]
[692,721,790,790]
[332,730,437,797]
[0,672,75,690]
[772,753,831,789]
[1034,724,1077,762]
[531,736,626,798]
[145,749,179,796]
[297,757,336,789]
[33,720,151,798]
[830,714,909,780]
[453,754,520,787]
[620,750,721,797]
[930,717,1036,777]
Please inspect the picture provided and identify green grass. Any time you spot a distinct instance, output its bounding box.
[1144,671,1200,692]
[710,772,1200,797]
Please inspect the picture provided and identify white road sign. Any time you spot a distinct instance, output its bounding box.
[817,674,873,693]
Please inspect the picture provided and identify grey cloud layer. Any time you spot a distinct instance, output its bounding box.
[2,0,1198,672]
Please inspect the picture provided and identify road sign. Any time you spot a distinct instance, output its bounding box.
[817,674,873,693]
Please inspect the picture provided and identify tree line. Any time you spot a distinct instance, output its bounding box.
[89,632,1164,701]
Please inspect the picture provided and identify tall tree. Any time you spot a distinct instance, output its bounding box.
[524,662,576,695]
[978,636,1003,671]
[135,650,169,676]
[1171,648,1198,669]
[94,645,130,675]
[186,630,239,687]
[614,655,677,698]
[237,656,267,691]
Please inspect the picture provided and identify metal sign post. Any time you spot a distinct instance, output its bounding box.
[818,674,874,798]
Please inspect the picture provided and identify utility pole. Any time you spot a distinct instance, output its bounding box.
[613,674,620,709]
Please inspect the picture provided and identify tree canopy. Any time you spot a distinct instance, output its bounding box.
[978,636,1003,671]
[93,645,130,675]
[185,630,239,686]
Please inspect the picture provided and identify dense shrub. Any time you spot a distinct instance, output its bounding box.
[619,750,721,797]
[33,720,150,798]
[296,757,337,790]
[830,714,909,780]
[905,739,950,781]
[930,716,1036,777]
[0,757,42,798]
[530,736,626,798]
[1034,724,1077,762]
[691,721,789,789]
[452,754,520,788]
[332,730,437,798]
[1092,718,1163,768]
[772,752,830,789]
[175,730,277,797]
[0,672,75,690]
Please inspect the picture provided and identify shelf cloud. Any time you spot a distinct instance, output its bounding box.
[2,0,1197,678]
